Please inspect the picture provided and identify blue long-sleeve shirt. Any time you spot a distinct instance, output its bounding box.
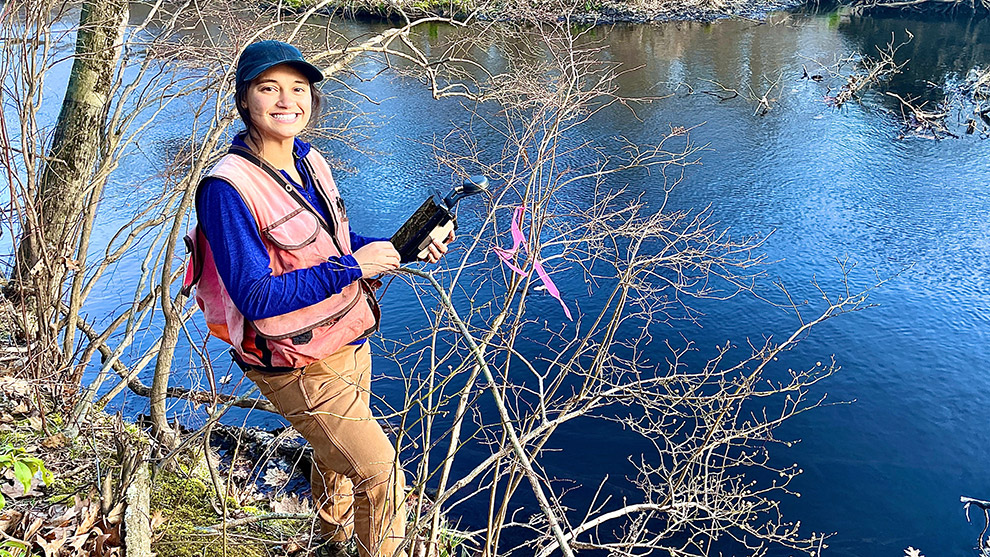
[196,136,383,322]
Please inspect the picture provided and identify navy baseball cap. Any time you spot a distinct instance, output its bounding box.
[236,40,324,88]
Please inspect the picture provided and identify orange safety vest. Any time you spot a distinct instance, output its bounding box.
[183,146,380,369]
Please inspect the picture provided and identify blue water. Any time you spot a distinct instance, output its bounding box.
[72,8,990,556]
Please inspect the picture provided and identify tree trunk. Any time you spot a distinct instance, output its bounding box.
[10,0,127,371]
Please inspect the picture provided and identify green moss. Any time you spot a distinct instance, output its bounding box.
[150,469,276,557]
[45,492,76,505]
[65,437,87,461]
[48,472,89,503]
[268,0,315,9]
[153,521,268,557]
[46,414,64,429]
[151,473,211,522]
[151,472,214,555]
[827,9,840,28]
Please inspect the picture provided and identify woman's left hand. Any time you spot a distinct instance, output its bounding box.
[422,231,455,264]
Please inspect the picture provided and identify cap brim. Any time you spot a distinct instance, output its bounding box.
[287,61,324,84]
[242,60,324,85]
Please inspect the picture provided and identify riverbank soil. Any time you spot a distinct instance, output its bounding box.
[0,370,449,557]
[0,372,131,556]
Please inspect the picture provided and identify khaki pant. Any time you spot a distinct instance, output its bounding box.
[246,344,406,557]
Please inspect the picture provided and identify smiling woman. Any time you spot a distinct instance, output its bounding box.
[183,40,452,557]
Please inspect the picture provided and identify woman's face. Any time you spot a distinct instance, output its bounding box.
[243,64,312,148]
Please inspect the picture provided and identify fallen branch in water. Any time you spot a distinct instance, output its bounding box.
[886,92,958,140]
[70,315,278,415]
[808,31,911,108]
[850,0,990,14]
[962,496,990,549]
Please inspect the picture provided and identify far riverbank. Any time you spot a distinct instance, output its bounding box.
[272,0,986,25]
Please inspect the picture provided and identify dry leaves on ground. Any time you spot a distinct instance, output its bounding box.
[0,491,123,557]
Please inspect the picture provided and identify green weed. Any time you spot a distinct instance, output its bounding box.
[0,445,52,511]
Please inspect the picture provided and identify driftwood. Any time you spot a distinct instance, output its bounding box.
[962,496,990,550]
[850,0,990,13]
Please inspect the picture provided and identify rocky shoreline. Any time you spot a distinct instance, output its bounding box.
[559,0,806,25]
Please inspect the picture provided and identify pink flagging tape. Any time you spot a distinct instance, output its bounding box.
[495,206,573,320]
[493,205,528,276]
[532,258,572,320]
[494,248,528,276]
[509,205,526,248]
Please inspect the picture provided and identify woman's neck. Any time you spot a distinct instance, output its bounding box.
[246,134,295,170]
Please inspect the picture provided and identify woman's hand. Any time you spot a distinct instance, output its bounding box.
[353,241,400,278]
[421,231,455,264]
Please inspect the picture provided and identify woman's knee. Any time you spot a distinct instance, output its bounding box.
[350,454,402,492]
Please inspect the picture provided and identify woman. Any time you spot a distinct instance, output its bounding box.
[186,40,448,557]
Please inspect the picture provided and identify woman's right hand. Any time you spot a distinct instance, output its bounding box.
[352,241,401,278]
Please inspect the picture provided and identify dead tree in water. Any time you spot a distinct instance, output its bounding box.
[805,32,911,108]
